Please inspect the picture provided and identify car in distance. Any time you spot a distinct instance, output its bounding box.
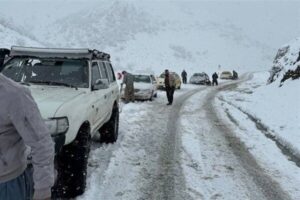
[1,46,120,199]
[189,72,211,85]
[156,71,181,89]
[121,73,157,101]
[220,71,233,79]
[133,74,158,100]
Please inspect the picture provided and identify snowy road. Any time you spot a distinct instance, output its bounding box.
[77,75,297,200]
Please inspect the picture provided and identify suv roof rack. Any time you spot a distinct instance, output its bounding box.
[10,46,110,60]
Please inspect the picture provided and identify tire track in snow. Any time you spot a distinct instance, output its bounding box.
[206,75,292,200]
[148,88,205,200]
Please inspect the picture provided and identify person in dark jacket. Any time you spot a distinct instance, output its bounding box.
[0,74,55,200]
[212,72,218,86]
[232,70,238,80]
[165,69,176,105]
[122,71,135,103]
[181,70,187,84]
[0,48,10,70]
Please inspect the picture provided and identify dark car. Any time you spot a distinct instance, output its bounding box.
[189,72,211,85]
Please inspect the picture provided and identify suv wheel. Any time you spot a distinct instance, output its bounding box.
[52,123,91,199]
[100,105,119,143]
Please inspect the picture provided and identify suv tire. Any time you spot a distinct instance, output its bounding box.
[52,123,91,198]
[100,105,119,143]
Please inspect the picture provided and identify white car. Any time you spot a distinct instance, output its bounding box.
[156,72,182,89]
[220,71,233,79]
[121,73,157,101]
[1,46,120,199]
[133,74,157,100]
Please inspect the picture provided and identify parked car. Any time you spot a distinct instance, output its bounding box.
[220,71,233,79]
[189,72,211,85]
[1,46,120,199]
[121,73,157,101]
[156,71,181,89]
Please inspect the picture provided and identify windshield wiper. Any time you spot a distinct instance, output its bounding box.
[28,80,78,89]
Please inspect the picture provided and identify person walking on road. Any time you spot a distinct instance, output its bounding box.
[232,70,238,80]
[0,74,55,200]
[165,69,176,105]
[212,72,218,86]
[122,71,135,103]
[181,70,187,84]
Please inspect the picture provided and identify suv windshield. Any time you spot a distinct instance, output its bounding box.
[134,75,151,83]
[2,58,89,88]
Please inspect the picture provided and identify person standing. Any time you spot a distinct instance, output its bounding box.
[232,70,238,80]
[122,71,135,103]
[181,70,187,84]
[0,74,55,200]
[164,69,176,105]
[212,72,218,86]
[0,48,10,70]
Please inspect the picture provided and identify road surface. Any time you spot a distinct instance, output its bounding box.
[78,74,293,200]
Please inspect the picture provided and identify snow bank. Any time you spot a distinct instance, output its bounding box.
[218,69,300,161]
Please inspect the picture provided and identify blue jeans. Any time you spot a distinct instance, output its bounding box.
[0,166,33,200]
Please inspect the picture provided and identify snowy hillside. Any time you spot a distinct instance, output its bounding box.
[1,0,299,75]
[0,17,42,47]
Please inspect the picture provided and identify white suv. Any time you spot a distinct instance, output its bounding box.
[1,46,120,198]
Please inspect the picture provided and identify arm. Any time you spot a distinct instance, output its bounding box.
[9,88,55,200]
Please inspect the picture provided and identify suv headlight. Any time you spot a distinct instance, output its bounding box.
[45,117,69,136]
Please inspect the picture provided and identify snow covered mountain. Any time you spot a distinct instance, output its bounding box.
[0,17,42,47]
[0,0,299,75]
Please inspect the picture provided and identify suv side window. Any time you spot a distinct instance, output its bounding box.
[104,62,116,83]
[98,62,109,80]
[91,62,101,85]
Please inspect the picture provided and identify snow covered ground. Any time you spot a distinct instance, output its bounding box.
[215,72,300,199]
[76,75,300,200]
[216,72,300,157]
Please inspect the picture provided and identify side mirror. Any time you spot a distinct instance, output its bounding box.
[92,79,109,90]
